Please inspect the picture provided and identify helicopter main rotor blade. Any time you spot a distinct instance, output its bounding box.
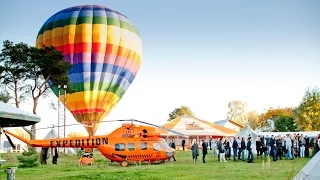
[118,119,189,138]
[33,119,189,137]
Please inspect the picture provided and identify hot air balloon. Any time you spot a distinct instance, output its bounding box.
[36,5,142,135]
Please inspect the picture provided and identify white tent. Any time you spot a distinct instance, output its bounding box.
[293,152,320,180]
[0,101,40,127]
[235,124,258,153]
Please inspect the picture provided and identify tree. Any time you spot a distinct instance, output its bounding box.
[17,145,39,168]
[0,86,11,103]
[247,111,260,130]
[295,87,320,131]
[259,107,294,131]
[0,40,29,107]
[227,100,248,125]
[22,45,73,139]
[168,105,194,121]
[260,107,294,122]
[274,115,297,132]
[0,41,73,140]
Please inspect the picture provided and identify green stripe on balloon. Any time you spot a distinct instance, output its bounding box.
[38,17,139,37]
[51,82,127,98]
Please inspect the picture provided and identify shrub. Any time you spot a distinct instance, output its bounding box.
[76,149,84,157]
[17,146,39,168]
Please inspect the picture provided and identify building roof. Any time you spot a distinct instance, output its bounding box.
[158,115,237,136]
[43,128,58,139]
[213,119,244,128]
[0,102,41,127]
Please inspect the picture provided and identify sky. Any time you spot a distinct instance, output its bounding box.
[0,0,319,138]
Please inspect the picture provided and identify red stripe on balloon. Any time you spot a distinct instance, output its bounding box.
[71,108,106,114]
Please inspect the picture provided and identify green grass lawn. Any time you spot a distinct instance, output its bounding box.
[0,150,310,180]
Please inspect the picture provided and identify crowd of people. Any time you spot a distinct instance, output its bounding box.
[180,133,320,164]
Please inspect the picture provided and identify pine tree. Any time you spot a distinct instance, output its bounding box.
[17,145,39,168]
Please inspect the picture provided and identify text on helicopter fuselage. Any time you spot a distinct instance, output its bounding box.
[50,137,108,147]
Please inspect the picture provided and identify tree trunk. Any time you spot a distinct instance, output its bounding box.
[31,124,36,140]
[30,97,39,140]
[14,79,19,108]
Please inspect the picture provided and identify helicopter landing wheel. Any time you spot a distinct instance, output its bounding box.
[120,160,128,167]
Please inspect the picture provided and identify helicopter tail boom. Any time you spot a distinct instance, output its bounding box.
[5,130,109,148]
[5,130,29,144]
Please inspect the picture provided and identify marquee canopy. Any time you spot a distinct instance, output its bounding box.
[0,102,40,127]
[158,115,237,137]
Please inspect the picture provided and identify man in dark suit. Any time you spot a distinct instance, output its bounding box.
[232,137,238,161]
[247,137,254,163]
[305,135,310,157]
[182,139,186,151]
[168,139,176,161]
[202,139,208,163]
[270,135,277,161]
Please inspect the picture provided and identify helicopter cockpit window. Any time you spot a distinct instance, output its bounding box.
[128,143,135,151]
[115,143,125,151]
[153,143,161,151]
[140,142,147,150]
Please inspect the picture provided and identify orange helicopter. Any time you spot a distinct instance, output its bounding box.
[4,119,187,167]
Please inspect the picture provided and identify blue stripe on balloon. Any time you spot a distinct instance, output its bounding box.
[44,5,127,25]
[68,72,133,89]
[68,63,135,83]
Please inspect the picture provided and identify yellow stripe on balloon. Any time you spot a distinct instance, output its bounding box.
[61,91,120,103]
[43,30,52,43]
[66,100,118,111]
[38,25,142,57]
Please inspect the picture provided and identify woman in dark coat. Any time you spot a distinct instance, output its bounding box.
[191,139,199,164]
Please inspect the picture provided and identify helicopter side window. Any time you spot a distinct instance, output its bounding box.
[128,143,135,151]
[153,143,161,151]
[140,142,147,150]
[115,143,125,151]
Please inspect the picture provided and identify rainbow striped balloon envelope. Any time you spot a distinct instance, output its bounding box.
[36,5,142,135]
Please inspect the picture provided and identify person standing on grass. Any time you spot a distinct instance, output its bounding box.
[191,139,199,164]
[270,135,277,161]
[224,137,231,160]
[232,137,238,161]
[304,135,310,157]
[241,137,246,161]
[237,137,241,160]
[168,139,176,162]
[181,139,186,151]
[202,139,208,163]
[266,135,271,157]
[218,138,227,163]
[299,136,306,158]
[247,137,254,163]
[285,134,293,160]
[217,138,221,161]
[311,135,317,157]
[211,138,217,157]
[256,136,263,158]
